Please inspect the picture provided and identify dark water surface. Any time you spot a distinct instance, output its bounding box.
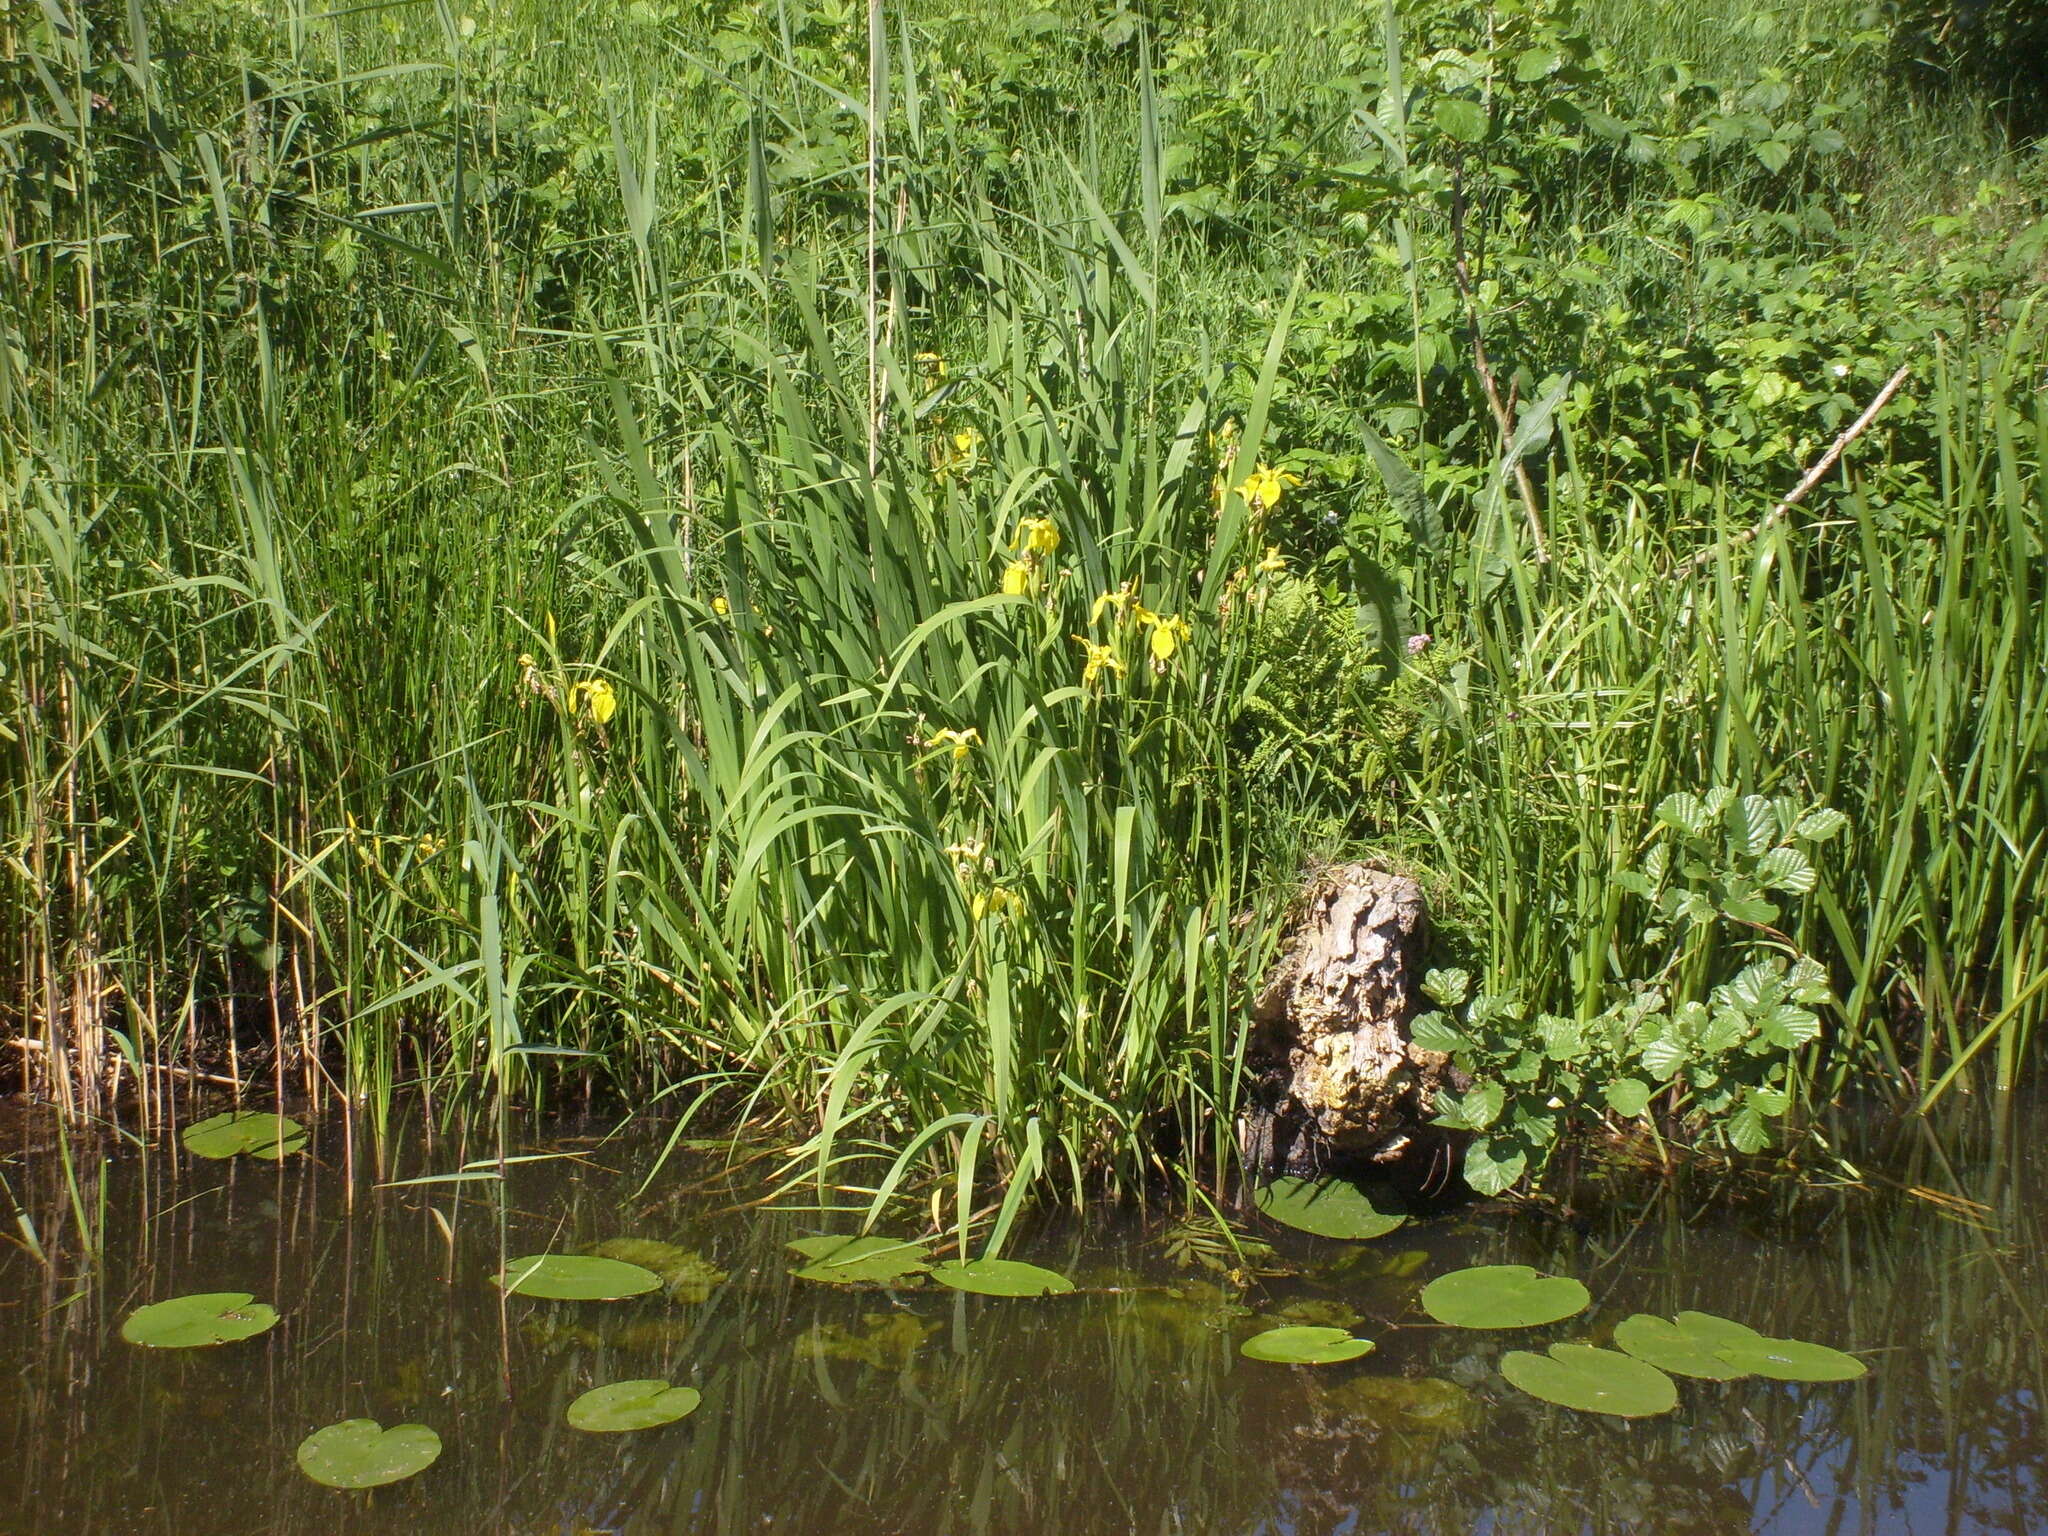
[2,1100,2042,1536]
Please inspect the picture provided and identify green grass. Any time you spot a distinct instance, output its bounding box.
[3,0,2044,1209]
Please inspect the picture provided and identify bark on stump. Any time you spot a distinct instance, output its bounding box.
[1239,864,1456,1181]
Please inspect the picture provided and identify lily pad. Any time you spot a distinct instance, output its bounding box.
[565,1379,702,1432]
[587,1239,728,1302]
[1501,1343,1678,1417]
[928,1258,1075,1297]
[1419,1264,1590,1329]
[120,1292,280,1348]
[1614,1310,1763,1380]
[295,1419,442,1488]
[495,1253,662,1301]
[1717,1334,1868,1381]
[1254,1177,1407,1240]
[181,1110,307,1160]
[787,1235,929,1286]
[1240,1325,1377,1365]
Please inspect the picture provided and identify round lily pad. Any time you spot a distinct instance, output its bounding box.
[928,1258,1075,1297]
[1614,1310,1763,1380]
[1501,1343,1678,1417]
[1419,1264,1590,1329]
[1254,1177,1407,1240]
[1240,1325,1376,1365]
[181,1110,307,1160]
[495,1253,662,1301]
[1717,1334,1868,1381]
[566,1379,702,1432]
[786,1235,930,1286]
[120,1292,280,1348]
[295,1419,442,1488]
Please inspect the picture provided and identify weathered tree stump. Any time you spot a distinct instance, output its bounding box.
[1239,864,1458,1182]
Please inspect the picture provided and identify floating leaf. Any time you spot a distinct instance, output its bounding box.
[1717,1334,1868,1381]
[1419,1265,1589,1329]
[295,1420,442,1488]
[566,1379,702,1432]
[928,1258,1074,1297]
[1241,1325,1375,1365]
[495,1253,661,1301]
[1501,1344,1678,1417]
[121,1292,280,1348]
[587,1239,728,1302]
[787,1235,929,1286]
[1614,1311,1762,1380]
[181,1111,307,1160]
[1253,1177,1406,1240]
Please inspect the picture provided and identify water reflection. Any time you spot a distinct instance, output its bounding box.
[0,1100,2040,1535]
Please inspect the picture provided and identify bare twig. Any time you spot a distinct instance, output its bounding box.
[1688,360,1914,573]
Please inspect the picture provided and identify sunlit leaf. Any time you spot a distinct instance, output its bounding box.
[928,1258,1074,1296]
[1254,1177,1406,1240]
[1501,1343,1677,1416]
[787,1235,929,1286]
[495,1253,662,1301]
[295,1420,441,1488]
[1419,1265,1589,1329]
[181,1111,307,1160]
[1240,1325,1375,1365]
[566,1379,702,1432]
[1613,1311,1761,1379]
[121,1292,280,1348]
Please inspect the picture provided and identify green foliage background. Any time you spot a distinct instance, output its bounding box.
[4,0,2045,1203]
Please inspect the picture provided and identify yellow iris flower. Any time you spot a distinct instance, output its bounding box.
[925,727,982,760]
[1257,545,1287,575]
[1001,560,1036,596]
[1076,637,1124,687]
[971,885,1023,920]
[1236,463,1304,512]
[565,678,618,725]
[1146,613,1192,664]
[1016,516,1061,558]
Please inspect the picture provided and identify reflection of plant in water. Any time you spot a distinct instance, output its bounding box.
[792,1313,940,1373]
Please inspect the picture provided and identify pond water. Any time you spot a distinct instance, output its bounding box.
[1,1100,2042,1535]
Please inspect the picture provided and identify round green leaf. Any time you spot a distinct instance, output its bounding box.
[1613,1310,1762,1380]
[1501,1343,1678,1417]
[180,1110,307,1160]
[566,1379,702,1432]
[1433,98,1492,143]
[495,1253,661,1301]
[1717,1334,1868,1381]
[1253,1177,1406,1240]
[1419,1265,1590,1329]
[120,1292,280,1349]
[295,1419,442,1488]
[928,1258,1074,1297]
[786,1235,929,1286]
[1240,1325,1376,1365]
